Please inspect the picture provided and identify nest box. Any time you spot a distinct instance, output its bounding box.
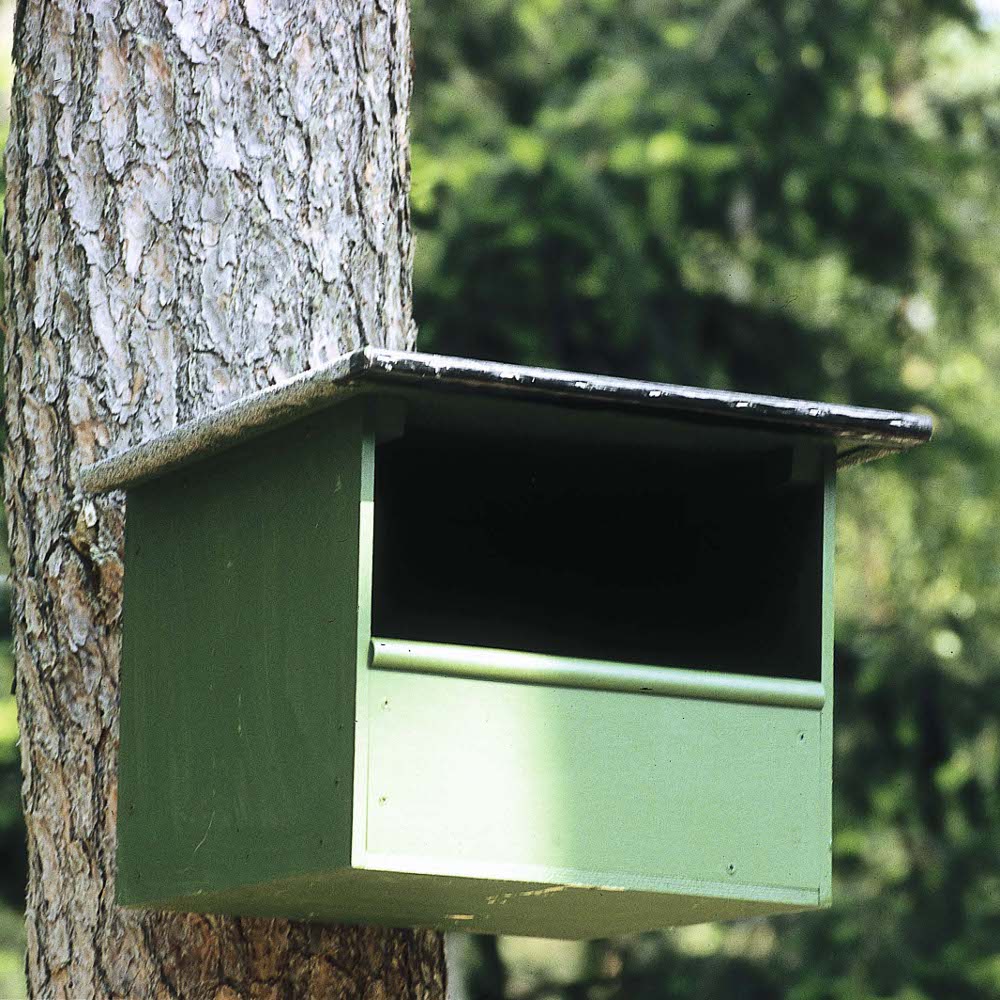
[82,350,931,938]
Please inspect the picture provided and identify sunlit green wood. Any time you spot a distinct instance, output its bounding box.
[362,669,825,896]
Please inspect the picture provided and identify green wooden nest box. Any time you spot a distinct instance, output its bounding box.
[83,350,931,938]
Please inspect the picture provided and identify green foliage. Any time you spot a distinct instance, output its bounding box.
[412,1,1000,997]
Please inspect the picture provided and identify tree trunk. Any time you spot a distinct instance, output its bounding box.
[3,1,446,997]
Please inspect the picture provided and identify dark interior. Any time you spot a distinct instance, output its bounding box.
[372,426,825,681]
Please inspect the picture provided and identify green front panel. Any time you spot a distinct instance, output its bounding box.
[117,405,369,904]
[361,669,826,909]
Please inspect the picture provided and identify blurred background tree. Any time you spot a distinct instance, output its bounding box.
[410,0,1000,997]
[0,0,999,998]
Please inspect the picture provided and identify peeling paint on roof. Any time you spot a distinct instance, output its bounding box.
[81,348,933,493]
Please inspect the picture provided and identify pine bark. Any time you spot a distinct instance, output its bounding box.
[3,1,445,997]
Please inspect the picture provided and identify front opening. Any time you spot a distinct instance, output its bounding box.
[372,425,825,681]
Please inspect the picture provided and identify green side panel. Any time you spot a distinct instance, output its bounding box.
[819,454,837,904]
[362,670,826,909]
[144,868,813,939]
[117,404,368,904]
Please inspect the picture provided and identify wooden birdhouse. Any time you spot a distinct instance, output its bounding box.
[82,350,931,938]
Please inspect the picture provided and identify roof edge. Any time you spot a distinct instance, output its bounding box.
[80,349,372,493]
[80,348,932,493]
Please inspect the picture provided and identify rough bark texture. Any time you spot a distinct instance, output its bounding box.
[3,0,445,997]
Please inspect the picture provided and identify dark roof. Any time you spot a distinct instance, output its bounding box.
[81,348,933,492]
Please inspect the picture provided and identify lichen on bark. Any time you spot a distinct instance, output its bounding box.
[3,0,444,996]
